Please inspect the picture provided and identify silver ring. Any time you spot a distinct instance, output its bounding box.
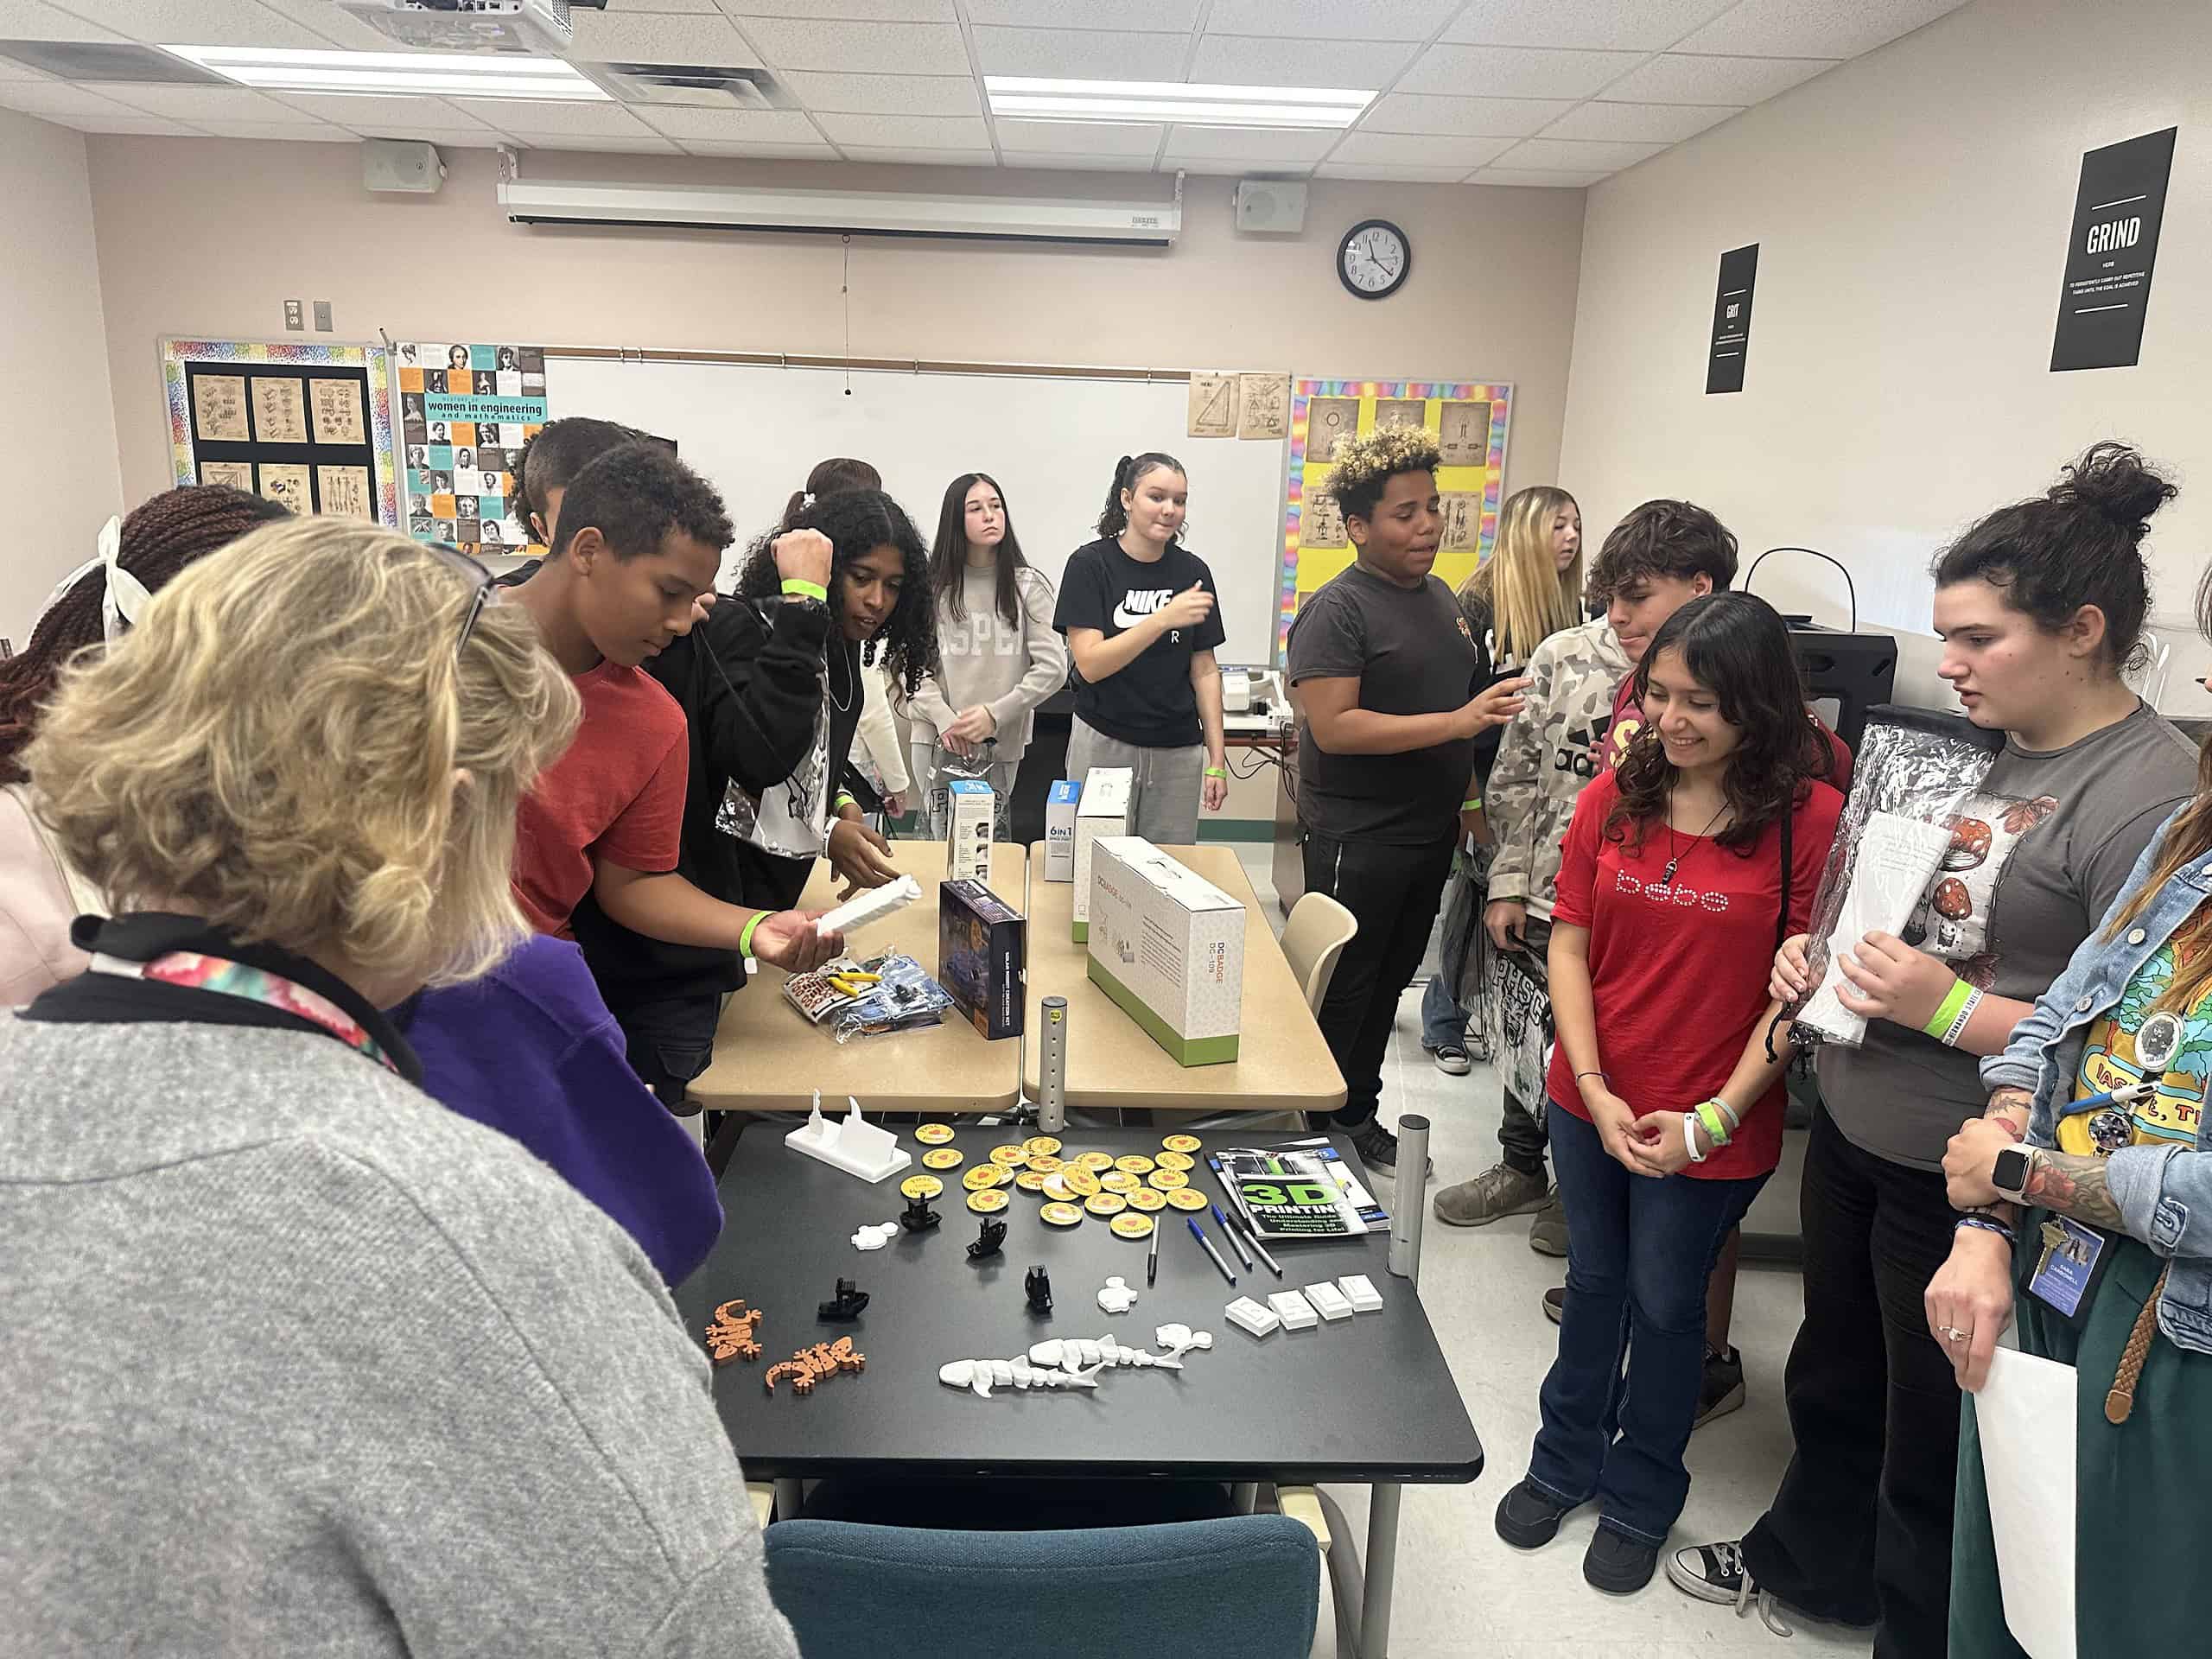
[1939,1325,1970,1344]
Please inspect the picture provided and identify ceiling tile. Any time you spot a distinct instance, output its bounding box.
[1541,99,1739,141]
[1163,124,1337,162]
[1204,0,1460,40]
[998,149,1154,171]
[631,103,821,140]
[774,71,978,116]
[990,117,1160,156]
[192,121,359,142]
[1491,137,1665,170]
[0,53,51,79]
[0,79,137,114]
[1599,52,1835,104]
[1316,162,1478,182]
[963,0,1200,26]
[677,138,840,156]
[42,0,334,48]
[505,133,684,153]
[86,82,322,121]
[571,9,757,62]
[1443,0,1738,51]
[1470,166,1605,187]
[833,143,996,165]
[1329,130,1514,168]
[59,112,199,134]
[1359,92,1573,137]
[736,16,969,74]
[613,0,727,12]
[272,93,497,131]
[1188,34,1416,88]
[1397,43,1648,98]
[446,97,657,136]
[814,111,988,148]
[244,0,408,51]
[972,26,1186,79]
[1677,0,1970,60]
[721,0,957,18]
[0,0,124,42]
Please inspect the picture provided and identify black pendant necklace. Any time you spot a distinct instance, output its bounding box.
[1662,789,1731,885]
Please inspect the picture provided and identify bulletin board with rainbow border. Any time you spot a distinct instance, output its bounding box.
[1275,378,1512,658]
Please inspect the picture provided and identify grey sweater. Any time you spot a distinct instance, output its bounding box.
[903,563,1067,762]
[0,1014,798,1659]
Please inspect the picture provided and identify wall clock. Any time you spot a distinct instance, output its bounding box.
[1338,218,1410,300]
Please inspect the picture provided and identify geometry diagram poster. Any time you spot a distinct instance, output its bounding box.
[397,342,548,555]
[1274,378,1512,659]
[162,338,396,524]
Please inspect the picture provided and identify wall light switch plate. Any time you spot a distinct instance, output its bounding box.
[313,301,333,332]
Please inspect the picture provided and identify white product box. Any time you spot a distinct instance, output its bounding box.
[1084,836,1244,1066]
[1069,766,1132,942]
[1043,779,1082,883]
[946,778,995,882]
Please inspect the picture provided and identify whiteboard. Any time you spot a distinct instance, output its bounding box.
[549,356,1291,665]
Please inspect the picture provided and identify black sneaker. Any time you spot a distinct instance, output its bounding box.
[1542,1286,1565,1325]
[1666,1540,1796,1636]
[1695,1344,1745,1429]
[1494,1478,1579,1549]
[1349,1119,1433,1179]
[1584,1527,1660,1594]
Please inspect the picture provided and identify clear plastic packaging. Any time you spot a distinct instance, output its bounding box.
[779,950,956,1044]
[1791,707,2003,1048]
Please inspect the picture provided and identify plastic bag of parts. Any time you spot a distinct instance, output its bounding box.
[830,951,954,1044]
[1790,706,2003,1049]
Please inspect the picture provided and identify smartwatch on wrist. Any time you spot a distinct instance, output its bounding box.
[1991,1145,2035,1203]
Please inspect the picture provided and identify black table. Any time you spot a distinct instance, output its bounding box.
[677,1122,1482,1656]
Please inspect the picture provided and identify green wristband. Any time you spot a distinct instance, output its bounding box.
[780,577,828,603]
[1461,798,1482,811]
[1694,1100,1732,1149]
[834,791,858,812]
[1204,766,1228,779]
[737,912,764,958]
[1923,977,1973,1040]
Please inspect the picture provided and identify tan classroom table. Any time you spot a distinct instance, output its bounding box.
[1022,841,1347,1116]
[690,841,1027,1114]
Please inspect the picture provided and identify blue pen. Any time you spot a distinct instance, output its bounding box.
[1187,1218,1237,1286]
[1211,1204,1255,1270]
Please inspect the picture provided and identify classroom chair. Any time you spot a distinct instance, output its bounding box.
[763,1512,1322,1658]
[1281,891,1358,1015]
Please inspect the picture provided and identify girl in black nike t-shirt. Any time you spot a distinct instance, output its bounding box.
[1052,452,1229,844]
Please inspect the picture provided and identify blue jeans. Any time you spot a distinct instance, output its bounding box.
[1419,974,1467,1049]
[1526,1103,1767,1545]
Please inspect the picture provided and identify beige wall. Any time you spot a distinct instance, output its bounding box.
[84,139,1585,528]
[1,108,123,645]
[1559,0,2212,709]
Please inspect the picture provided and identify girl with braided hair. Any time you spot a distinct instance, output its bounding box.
[0,485,289,1004]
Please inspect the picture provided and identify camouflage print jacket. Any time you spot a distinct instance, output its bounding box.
[1485,618,1631,918]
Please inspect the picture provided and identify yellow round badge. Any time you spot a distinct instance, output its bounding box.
[899,1174,944,1200]
[914,1123,956,1145]
[1110,1212,1156,1240]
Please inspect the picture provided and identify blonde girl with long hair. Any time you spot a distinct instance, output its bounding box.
[1421,485,1583,1075]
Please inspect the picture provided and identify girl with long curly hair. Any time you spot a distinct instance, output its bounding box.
[1494,591,1842,1595]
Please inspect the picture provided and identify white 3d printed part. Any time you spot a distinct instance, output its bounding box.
[1338,1274,1382,1313]
[1304,1281,1353,1321]
[1097,1275,1139,1314]
[1225,1296,1281,1338]
[1267,1290,1319,1331]
[785,1092,912,1183]
[1799,813,1956,1046]
[850,1222,899,1251]
[814,874,922,938]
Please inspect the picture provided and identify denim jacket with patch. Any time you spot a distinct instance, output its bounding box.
[1982,805,2212,1353]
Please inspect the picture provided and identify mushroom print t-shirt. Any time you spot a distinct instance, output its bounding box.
[1818,702,2197,1171]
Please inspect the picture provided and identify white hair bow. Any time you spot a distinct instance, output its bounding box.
[35,517,153,645]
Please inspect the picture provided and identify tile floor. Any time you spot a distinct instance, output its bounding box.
[1229,848,1873,1658]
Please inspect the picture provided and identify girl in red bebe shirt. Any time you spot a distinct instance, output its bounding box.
[1495,592,1843,1594]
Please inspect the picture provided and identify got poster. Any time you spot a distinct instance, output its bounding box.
[397,342,548,556]
[1274,378,1511,658]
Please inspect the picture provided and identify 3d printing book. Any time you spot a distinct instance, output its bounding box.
[1211,1137,1389,1240]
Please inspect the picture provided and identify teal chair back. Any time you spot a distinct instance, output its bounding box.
[765,1514,1318,1658]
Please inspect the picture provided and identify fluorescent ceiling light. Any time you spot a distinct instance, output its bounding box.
[986,75,1370,130]
[161,44,609,100]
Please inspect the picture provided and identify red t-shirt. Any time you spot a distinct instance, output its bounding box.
[1545,767,1843,1179]
[1608,673,1853,787]
[512,661,688,938]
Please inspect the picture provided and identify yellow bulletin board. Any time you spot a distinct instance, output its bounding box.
[1275,378,1511,659]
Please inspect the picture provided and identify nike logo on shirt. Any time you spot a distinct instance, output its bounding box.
[1111,588,1176,630]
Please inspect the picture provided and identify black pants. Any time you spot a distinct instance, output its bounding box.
[1303,830,1455,1128]
[612,991,724,1112]
[1741,1101,1961,1657]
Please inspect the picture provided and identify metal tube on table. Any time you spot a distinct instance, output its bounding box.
[1037,995,1068,1133]
[1387,1113,1429,1284]
[1362,1481,1404,1657]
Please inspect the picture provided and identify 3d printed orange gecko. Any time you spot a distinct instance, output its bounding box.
[703,1299,764,1366]
[763,1337,867,1396]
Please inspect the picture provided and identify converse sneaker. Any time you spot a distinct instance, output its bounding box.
[1696,1344,1746,1429]
[1431,1161,1546,1226]
[1429,1041,1473,1076]
[1666,1541,1795,1637]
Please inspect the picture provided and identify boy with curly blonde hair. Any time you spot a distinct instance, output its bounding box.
[1286,425,1527,1173]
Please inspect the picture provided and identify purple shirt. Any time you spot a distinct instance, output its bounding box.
[397,936,722,1284]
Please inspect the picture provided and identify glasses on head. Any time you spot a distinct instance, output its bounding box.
[423,542,497,657]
